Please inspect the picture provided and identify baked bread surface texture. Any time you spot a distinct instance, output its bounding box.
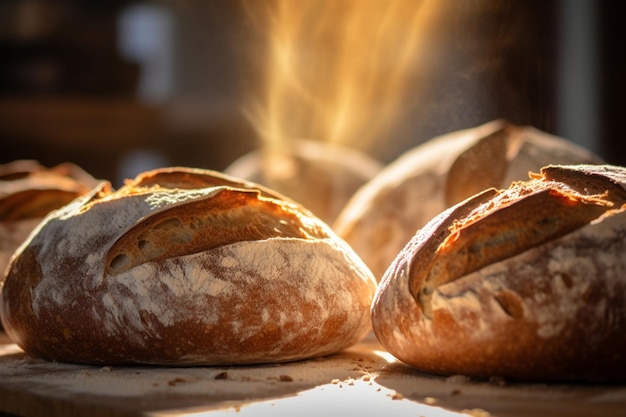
[371,164,626,381]
[0,160,99,282]
[333,120,604,281]
[0,167,376,366]
[225,138,383,224]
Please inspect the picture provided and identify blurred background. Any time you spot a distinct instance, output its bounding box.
[0,0,624,186]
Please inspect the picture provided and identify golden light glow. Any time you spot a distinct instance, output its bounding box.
[0,342,21,356]
[244,0,439,152]
[168,378,472,417]
[373,348,399,364]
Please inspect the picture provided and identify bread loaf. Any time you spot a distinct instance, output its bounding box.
[225,139,382,224]
[371,164,626,381]
[333,120,604,280]
[0,160,98,281]
[0,167,376,366]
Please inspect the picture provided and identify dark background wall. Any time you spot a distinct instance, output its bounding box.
[0,0,623,186]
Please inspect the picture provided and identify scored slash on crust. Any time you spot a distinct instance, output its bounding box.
[371,164,626,381]
[105,188,331,276]
[407,165,626,319]
[1,166,377,366]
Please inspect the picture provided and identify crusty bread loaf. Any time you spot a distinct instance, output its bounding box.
[333,120,604,281]
[225,139,382,224]
[371,164,626,381]
[0,167,376,366]
[0,160,99,282]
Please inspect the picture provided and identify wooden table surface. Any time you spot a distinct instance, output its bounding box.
[1,331,625,417]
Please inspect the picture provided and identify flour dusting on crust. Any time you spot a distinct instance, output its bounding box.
[2,178,376,365]
[431,209,626,341]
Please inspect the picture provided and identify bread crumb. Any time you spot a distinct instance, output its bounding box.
[462,408,491,417]
[388,392,404,400]
[446,374,471,384]
[279,375,293,382]
[167,377,186,386]
[214,371,228,380]
[488,376,507,386]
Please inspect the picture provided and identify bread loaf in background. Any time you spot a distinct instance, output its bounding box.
[0,167,376,366]
[333,120,604,280]
[0,160,99,281]
[225,138,382,224]
[371,164,626,381]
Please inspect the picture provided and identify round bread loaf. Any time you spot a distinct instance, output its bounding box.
[0,167,376,366]
[225,138,382,224]
[371,164,626,381]
[0,160,99,281]
[333,120,604,281]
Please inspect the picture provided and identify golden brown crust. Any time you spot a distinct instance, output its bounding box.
[333,120,604,281]
[0,167,376,366]
[225,139,383,224]
[104,187,330,276]
[119,166,294,203]
[0,160,99,283]
[444,125,512,206]
[0,160,43,180]
[0,161,98,221]
[371,164,626,381]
